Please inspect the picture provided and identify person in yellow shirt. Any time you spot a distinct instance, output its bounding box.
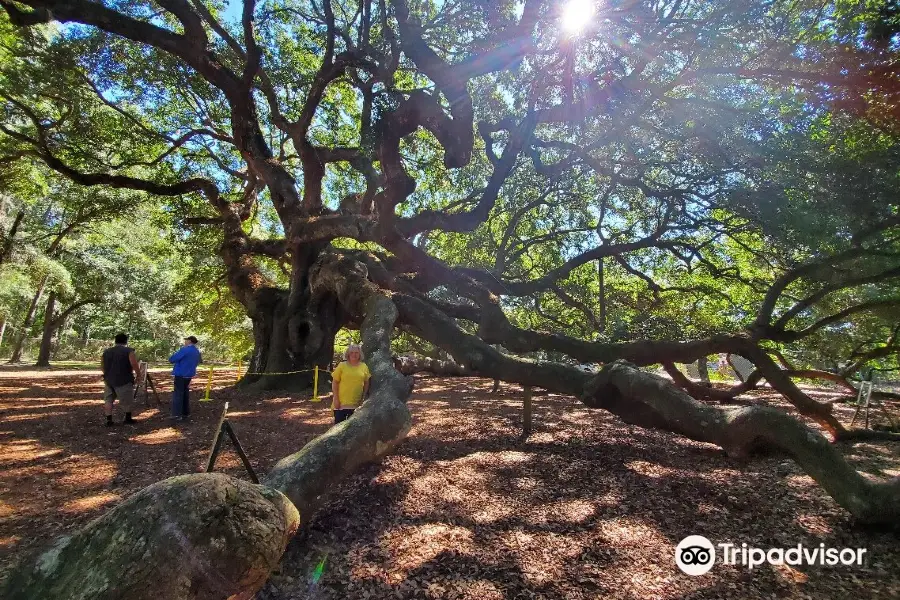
[331,344,371,424]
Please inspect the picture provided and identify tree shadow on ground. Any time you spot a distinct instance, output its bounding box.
[2,372,898,598]
[261,379,900,599]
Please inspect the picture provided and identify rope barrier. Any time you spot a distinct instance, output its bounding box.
[195,363,338,405]
[231,364,333,403]
[239,367,332,376]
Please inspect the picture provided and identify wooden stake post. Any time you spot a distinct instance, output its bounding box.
[136,362,162,407]
[205,402,259,483]
[145,372,162,405]
[849,381,897,430]
[523,385,532,436]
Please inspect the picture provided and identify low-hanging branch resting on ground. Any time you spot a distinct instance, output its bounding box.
[585,361,900,524]
[389,283,899,525]
[357,246,844,436]
[4,259,899,600]
[264,251,414,519]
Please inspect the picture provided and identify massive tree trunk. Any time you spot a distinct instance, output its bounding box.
[242,286,343,391]
[240,247,345,391]
[35,291,56,367]
[8,274,47,363]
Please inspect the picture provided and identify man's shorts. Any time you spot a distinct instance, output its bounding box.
[104,382,135,412]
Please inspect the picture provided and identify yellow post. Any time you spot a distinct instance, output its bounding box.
[202,366,214,402]
[312,365,320,402]
[236,359,243,384]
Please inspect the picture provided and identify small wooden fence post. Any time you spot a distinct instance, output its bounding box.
[523,385,532,436]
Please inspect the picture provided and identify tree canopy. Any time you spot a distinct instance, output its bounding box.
[0,0,898,418]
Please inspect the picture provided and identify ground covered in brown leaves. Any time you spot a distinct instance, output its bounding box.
[0,367,898,599]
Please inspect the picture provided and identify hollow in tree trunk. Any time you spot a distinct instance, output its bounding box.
[242,287,343,391]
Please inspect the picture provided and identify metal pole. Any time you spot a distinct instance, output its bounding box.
[523,385,532,436]
[202,366,214,402]
[312,365,320,402]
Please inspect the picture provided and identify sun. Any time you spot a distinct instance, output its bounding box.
[561,0,595,35]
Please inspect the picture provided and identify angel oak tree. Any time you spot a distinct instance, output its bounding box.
[2,0,900,597]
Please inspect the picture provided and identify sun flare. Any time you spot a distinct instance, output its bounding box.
[561,0,595,35]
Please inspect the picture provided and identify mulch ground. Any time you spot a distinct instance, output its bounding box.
[0,368,898,599]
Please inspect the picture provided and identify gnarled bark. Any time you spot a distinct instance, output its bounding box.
[393,355,475,376]
[0,474,299,600]
[585,361,900,524]
[241,286,343,391]
[265,252,413,519]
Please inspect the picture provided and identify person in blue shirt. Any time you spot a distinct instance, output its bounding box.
[168,336,202,421]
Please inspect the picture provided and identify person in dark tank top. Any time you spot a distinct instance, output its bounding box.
[100,333,141,426]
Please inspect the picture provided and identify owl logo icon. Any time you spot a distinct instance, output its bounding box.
[676,535,715,575]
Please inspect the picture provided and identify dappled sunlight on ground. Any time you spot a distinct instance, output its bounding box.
[0,367,333,576]
[0,370,897,598]
[260,375,900,600]
[61,492,121,514]
[129,429,185,445]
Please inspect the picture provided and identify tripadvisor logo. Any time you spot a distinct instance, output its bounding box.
[675,535,867,575]
[676,535,716,575]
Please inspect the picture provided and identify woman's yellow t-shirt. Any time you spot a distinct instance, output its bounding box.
[332,361,371,409]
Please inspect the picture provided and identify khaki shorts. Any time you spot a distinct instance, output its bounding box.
[104,382,135,412]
